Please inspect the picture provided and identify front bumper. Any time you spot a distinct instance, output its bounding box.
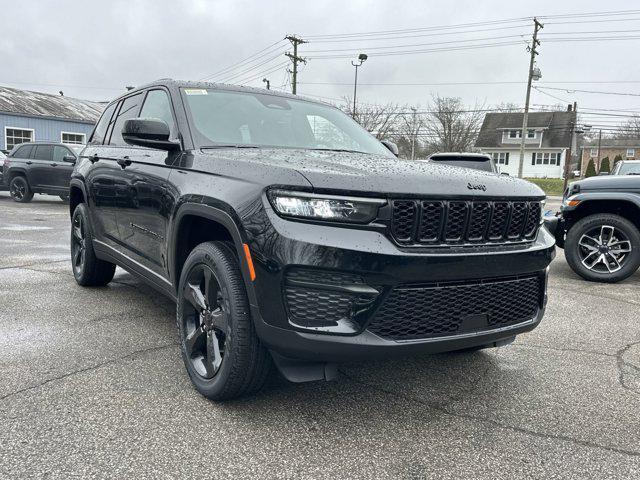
[246,204,556,362]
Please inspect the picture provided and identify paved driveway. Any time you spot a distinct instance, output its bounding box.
[0,192,638,479]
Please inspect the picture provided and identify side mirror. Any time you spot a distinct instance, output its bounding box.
[122,118,180,151]
[381,140,399,157]
[63,155,76,164]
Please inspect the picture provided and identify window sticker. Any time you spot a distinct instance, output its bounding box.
[184,88,208,95]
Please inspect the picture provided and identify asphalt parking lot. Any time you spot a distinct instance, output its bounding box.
[1,192,639,479]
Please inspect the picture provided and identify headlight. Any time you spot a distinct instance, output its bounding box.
[268,190,385,223]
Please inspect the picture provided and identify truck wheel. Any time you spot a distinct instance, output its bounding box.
[70,203,116,286]
[565,213,640,283]
[177,241,271,401]
[9,176,34,203]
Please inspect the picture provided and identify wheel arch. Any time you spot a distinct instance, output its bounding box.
[565,196,640,232]
[7,168,28,182]
[170,203,256,302]
[69,180,87,217]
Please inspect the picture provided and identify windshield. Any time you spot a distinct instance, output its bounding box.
[617,163,640,175]
[430,156,494,172]
[181,88,392,156]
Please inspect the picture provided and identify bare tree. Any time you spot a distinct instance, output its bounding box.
[341,97,402,140]
[615,115,640,139]
[423,95,483,152]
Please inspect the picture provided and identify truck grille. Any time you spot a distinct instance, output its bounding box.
[367,275,542,341]
[390,199,542,246]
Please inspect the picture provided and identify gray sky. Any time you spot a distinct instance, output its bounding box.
[2,0,640,132]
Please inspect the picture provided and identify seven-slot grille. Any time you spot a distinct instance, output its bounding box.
[390,199,542,246]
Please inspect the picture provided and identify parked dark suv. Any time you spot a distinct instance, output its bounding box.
[69,79,555,400]
[2,142,82,202]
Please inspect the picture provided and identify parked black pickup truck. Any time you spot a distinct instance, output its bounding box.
[68,79,555,400]
[547,175,640,282]
[2,142,82,202]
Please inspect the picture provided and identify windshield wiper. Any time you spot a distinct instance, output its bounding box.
[310,148,367,154]
[201,144,260,150]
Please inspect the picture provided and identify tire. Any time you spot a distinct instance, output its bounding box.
[70,203,116,286]
[9,176,33,203]
[59,194,70,203]
[177,241,271,401]
[565,213,640,283]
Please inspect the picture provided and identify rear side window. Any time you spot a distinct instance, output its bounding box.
[33,145,54,161]
[53,145,72,163]
[108,93,144,146]
[140,89,176,137]
[11,144,33,158]
[90,102,117,145]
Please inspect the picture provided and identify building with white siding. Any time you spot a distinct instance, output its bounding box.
[0,86,104,152]
[475,109,577,178]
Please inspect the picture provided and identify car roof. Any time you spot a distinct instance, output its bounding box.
[111,78,334,108]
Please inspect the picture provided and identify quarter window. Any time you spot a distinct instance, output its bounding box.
[61,132,86,144]
[90,103,117,145]
[11,144,33,158]
[108,93,144,146]
[5,128,34,151]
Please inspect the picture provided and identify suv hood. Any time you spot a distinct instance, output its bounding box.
[201,148,545,198]
[572,175,640,192]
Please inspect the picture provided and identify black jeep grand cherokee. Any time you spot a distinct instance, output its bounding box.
[69,79,555,400]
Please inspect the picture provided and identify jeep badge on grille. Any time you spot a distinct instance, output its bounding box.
[467,183,487,191]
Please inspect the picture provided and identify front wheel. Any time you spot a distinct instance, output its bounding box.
[9,176,33,203]
[71,203,116,286]
[565,213,640,283]
[177,241,271,401]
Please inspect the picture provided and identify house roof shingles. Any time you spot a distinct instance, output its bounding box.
[0,86,104,124]
[475,111,576,149]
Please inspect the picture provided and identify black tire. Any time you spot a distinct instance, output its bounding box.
[59,194,70,203]
[177,241,271,401]
[70,203,116,286]
[565,213,640,283]
[9,176,33,203]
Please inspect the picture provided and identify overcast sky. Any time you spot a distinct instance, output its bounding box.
[2,0,640,132]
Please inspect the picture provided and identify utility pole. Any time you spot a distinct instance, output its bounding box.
[563,103,578,192]
[517,17,544,178]
[285,35,306,95]
[262,78,270,90]
[410,106,418,160]
[596,128,603,172]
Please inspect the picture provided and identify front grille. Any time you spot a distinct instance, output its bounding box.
[367,275,542,341]
[390,199,542,246]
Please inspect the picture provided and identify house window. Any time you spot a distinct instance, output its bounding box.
[527,129,535,138]
[590,148,598,157]
[5,127,34,151]
[492,152,509,165]
[508,130,521,139]
[627,148,635,158]
[61,132,86,144]
[533,152,560,166]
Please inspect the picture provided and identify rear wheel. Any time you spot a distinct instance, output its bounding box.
[565,213,640,283]
[70,203,116,286]
[9,176,33,203]
[177,241,271,401]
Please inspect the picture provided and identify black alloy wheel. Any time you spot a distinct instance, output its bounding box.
[176,242,271,400]
[71,212,87,276]
[180,264,229,379]
[9,176,33,203]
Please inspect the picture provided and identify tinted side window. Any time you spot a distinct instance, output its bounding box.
[33,145,54,161]
[109,93,144,146]
[90,102,117,145]
[11,144,33,158]
[140,90,176,137]
[53,146,72,163]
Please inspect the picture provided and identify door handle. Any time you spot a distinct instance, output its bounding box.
[26,161,32,165]
[117,158,132,169]
[51,163,58,167]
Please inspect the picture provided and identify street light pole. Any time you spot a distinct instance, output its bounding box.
[410,106,418,160]
[351,53,368,119]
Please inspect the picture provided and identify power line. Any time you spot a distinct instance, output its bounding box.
[536,86,640,97]
[199,39,287,81]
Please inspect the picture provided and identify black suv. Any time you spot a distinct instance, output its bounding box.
[69,79,555,400]
[2,142,81,202]
[547,175,640,283]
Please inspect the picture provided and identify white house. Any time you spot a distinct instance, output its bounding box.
[475,109,577,178]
